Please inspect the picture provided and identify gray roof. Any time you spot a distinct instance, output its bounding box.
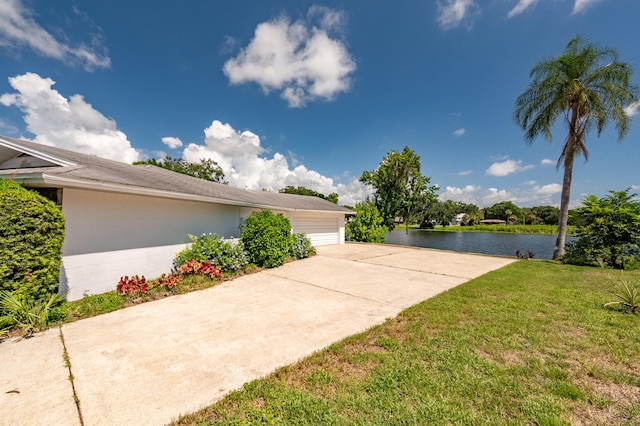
[0,136,352,214]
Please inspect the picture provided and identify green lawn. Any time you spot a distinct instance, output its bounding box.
[172,261,640,425]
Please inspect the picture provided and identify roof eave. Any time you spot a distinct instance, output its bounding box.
[2,170,350,215]
[0,137,76,167]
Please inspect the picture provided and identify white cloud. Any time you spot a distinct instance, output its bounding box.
[223,7,356,108]
[483,187,513,205]
[220,35,238,54]
[0,0,110,70]
[572,0,605,14]
[625,100,640,117]
[0,72,139,163]
[453,127,465,136]
[161,136,183,149]
[486,159,534,176]
[307,5,346,32]
[540,158,554,166]
[440,185,481,204]
[458,170,472,176]
[481,183,562,207]
[436,0,480,30]
[507,0,539,18]
[440,182,563,208]
[182,120,369,206]
[516,183,562,205]
[532,183,562,195]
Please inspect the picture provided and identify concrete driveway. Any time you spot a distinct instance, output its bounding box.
[0,244,515,426]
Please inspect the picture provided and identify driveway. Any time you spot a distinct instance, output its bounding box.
[0,244,515,426]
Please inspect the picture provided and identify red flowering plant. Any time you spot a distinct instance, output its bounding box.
[157,273,181,289]
[117,275,148,295]
[117,273,182,297]
[177,259,223,279]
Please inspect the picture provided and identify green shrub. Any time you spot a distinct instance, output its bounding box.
[346,201,387,243]
[174,233,248,273]
[241,210,292,268]
[0,180,65,303]
[290,233,315,259]
[562,189,640,269]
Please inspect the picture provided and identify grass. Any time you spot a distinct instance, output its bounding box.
[427,224,576,235]
[172,261,640,425]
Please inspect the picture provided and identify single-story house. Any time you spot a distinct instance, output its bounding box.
[0,136,352,301]
[451,213,466,226]
[479,219,507,225]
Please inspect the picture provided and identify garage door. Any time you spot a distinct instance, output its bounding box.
[289,215,339,246]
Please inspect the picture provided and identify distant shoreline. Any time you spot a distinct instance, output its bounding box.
[393,224,575,236]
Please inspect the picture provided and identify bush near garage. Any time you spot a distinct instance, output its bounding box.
[241,210,292,268]
[289,233,315,259]
[174,233,248,273]
[0,179,65,303]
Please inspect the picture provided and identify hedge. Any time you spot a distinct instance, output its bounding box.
[0,180,65,303]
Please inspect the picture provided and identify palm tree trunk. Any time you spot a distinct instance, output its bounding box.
[553,154,574,259]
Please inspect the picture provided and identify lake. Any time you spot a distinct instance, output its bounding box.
[386,229,576,259]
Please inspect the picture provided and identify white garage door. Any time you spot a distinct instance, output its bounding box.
[289,215,339,246]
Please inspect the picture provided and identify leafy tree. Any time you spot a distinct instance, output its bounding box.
[326,192,339,204]
[505,209,514,224]
[563,189,640,269]
[532,205,560,225]
[279,186,338,204]
[514,35,638,259]
[421,199,459,227]
[360,146,438,229]
[461,209,484,226]
[456,202,480,215]
[484,201,522,222]
[346,201,387,243]
[521,207,536,225]
[134,156,225,183]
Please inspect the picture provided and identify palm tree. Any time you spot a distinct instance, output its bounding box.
[514,35,638,259]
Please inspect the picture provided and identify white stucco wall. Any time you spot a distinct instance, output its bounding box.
[60,189,241,300]
[59,189,346,300]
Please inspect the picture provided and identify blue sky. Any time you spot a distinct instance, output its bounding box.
[0,0,638,207]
